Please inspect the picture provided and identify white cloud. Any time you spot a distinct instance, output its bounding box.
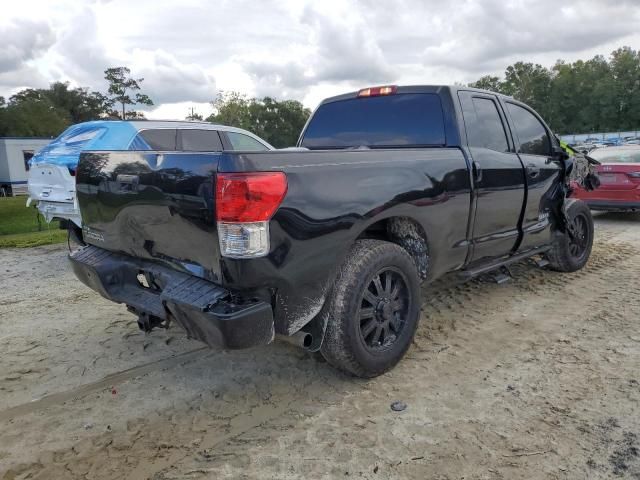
[419,0,640,73]
[145,101,212,121]
[0,0,639,118]
[0,18,56,72]
[129,49,216,104]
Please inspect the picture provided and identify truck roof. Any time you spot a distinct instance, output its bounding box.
[319,85,513,105]
[67,119,257,136]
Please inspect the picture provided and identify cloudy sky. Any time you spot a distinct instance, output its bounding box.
[2,0,639,119]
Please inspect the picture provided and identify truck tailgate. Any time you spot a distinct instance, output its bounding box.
[76,151,223,279]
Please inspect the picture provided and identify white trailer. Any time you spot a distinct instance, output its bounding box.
[0,137,52,196]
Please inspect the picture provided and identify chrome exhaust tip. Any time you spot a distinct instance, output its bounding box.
[276,331,313,350]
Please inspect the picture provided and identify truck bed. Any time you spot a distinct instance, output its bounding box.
[76,147,472,334]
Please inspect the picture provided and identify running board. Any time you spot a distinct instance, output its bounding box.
[458,246,551,280]
[492,266,512,284]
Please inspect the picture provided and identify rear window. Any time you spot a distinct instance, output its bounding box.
[179,129,223,151]
[226,132,269,151]
[300,93,446,149]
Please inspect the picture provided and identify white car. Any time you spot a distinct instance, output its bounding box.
[28,120,274,232]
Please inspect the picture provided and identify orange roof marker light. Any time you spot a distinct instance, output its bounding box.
[357,85,398,98]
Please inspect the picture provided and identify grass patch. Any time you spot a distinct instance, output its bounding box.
[0,229,68,248]
[0,196,66,247]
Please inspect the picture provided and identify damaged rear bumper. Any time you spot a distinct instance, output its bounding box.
[69,246,274,349]
[27,163,82,228]
[30,199,82,227]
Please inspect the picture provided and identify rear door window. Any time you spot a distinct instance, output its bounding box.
[506,103,551,156]
[226,132,269,151]
[300,93,446,149]
[464,97,509,152]
[138,129,177,150]
[178,129,223,151]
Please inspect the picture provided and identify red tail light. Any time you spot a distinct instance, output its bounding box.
[357,85,397,97]
[215,172,287,222]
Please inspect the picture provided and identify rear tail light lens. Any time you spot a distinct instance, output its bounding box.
[216,172,287,222]
[215,172,287,258]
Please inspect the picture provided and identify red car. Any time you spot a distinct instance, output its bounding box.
[572,145,640,212]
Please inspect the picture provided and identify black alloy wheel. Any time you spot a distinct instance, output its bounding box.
[320,239,421,378]
[568,212,589,261]
[358,267,410,351]
[546,199,594,273]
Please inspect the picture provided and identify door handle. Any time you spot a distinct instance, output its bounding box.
[116,174,139,185]
[472,161,482,183]
[526,163,540,177]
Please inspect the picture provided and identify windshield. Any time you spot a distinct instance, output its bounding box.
[300,93,446,149]
[590,146,640,163]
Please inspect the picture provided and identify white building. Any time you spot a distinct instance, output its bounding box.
[0,137,52,196]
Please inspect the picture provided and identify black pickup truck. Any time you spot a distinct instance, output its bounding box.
[70,85,594,377]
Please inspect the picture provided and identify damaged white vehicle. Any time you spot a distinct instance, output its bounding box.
[27,120,274,238]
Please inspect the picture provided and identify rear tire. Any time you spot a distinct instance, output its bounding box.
[321,240,421,378]
[546,199,594,272]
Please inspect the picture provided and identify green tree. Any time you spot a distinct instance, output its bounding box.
[469,75,505,94]
[2,96,69,137]
[0,82,115,137]
[104,67,154,119]
[0,96,7,136]
[469,47,640,134]
[186,107,203,121]
[207,92,252,129]
[10,82,112,124]
[501,62,553,118]
[609,47,640,130]
[207,92,311,148]
[46,82,112,123]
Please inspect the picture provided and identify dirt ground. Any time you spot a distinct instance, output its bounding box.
[1,212,639,479]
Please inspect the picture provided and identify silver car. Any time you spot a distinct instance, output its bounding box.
[27,120,273,229]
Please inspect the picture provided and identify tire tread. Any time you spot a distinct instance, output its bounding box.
[321,240,420,377]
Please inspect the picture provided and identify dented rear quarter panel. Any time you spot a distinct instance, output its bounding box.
[219,148,472,333]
